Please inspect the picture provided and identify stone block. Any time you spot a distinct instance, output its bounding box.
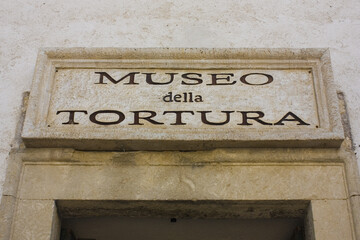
[19,163,346,200]
[311,200,354,240]
[22,48,344,150]
[11,200,59,240]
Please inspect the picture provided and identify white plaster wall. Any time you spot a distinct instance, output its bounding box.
[1,0,360,200]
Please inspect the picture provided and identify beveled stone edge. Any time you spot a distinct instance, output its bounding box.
[21,47,344,150]
[17,147,344,164]
[42,47,328,60]
[22,137,345,151]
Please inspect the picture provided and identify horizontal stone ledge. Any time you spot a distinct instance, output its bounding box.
[42,47,328,60]
[17,147,343,164]
[22,138,344,151]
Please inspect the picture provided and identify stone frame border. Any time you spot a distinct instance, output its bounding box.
[1,145,359,240]
[21,48,344,150]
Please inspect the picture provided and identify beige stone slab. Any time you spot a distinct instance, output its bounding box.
[2,153,23,197]
[48,68,319,128]
[19,164,346,200]
[350,196,360,240]
[311,200,354,240]
[11,200,59,240]
[21,48,344,150]
[0,196,16,240]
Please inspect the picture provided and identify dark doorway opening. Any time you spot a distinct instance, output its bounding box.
[58,200,308,240]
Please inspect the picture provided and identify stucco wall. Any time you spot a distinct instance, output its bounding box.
[1,0,360,200]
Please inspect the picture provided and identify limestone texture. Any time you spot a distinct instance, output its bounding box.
[1,1,360,239]
[21,48,344,150]
[1,0,360,196]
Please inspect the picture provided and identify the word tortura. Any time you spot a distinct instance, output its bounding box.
[56,110,310,126]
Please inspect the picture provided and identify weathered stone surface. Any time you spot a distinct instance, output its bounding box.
[21,48,344,150]
[350,196,360,240]
[19,163,346,200]
[0,196,16,240]
[21,147,343,164]
[1,152,22,197]
[11,200,59,240]
[0,2,359,239]
[57,200,309,219]
[49,69,317,128]
[311,200,354,240]
[1,148,357,239]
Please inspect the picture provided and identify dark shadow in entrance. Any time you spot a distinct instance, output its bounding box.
[57,200,309,240]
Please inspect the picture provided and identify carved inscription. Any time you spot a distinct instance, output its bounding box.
[53,70,313,128]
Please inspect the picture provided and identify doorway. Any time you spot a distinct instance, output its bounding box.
[58,200,308,240]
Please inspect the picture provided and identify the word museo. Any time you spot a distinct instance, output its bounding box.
[94,71,274,85]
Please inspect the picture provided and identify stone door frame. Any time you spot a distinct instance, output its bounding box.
[1,146,359,240]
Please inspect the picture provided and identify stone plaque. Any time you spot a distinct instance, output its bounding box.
[22,48,344,150]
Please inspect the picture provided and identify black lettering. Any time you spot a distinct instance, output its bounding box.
[163,92,173,102]
[274,112,310,125]
[237,111,272,125]
[194,95,203,102]
[56,110,88,125]
[183,92,188,102]
[207,73,236,85]
[163,111,195,125]
[94,72,140,84]
[240,73,273,86]
[144,73,177,85]
[89,110,125,125]
[129,110,164,125]
[174,94,181,102]
[181,73,203,85]
[197,111,234,125]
